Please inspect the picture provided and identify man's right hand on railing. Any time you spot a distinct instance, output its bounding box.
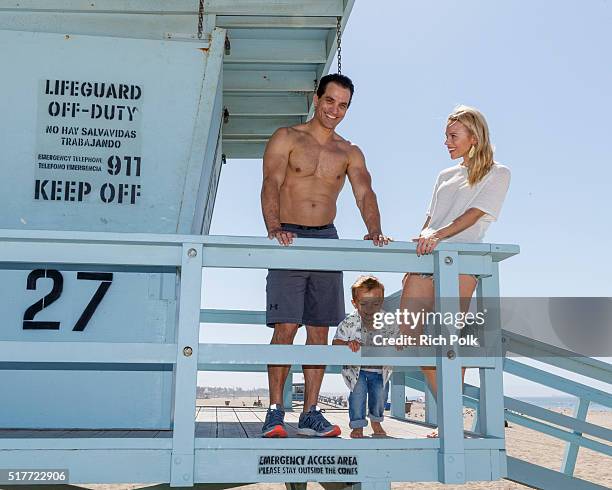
[267,227,297,246]
[363,230,393,247]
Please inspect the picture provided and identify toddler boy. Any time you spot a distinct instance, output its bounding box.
[332,275,398,438]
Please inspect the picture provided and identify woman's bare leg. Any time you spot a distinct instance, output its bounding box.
[400,273,478,436]
[399,272,435,337]
[400,273,436,397]
[420,274,478,395]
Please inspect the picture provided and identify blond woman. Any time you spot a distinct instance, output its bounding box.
[400,105,510,436]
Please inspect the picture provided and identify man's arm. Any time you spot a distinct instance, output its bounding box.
[261,128,295,246]
[346,145,390,246]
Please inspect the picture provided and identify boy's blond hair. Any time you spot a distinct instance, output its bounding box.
[351,275,384,300]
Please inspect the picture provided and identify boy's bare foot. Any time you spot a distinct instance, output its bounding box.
[371,421,386,436]
[426,429,438,438]
[350,428,364,438]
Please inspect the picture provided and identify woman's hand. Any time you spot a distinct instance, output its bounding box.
[413,232,441,256]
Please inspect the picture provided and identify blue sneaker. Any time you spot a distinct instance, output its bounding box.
[262,404,287,438]
[297,405,341,437]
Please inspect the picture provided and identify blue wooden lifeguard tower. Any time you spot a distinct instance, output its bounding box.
[0,2,610,489]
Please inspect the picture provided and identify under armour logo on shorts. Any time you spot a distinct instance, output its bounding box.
[269,303,279,310]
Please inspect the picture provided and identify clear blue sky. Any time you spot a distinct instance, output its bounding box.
[199,0,612,396]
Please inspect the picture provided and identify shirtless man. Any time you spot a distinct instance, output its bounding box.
[260,74,390,438]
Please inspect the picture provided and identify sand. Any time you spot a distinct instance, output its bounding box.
[393,403,612,489]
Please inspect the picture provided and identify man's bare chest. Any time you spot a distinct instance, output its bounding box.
[288,143,348,179]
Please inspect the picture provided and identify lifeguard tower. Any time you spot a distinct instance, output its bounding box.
[0,2,610,489]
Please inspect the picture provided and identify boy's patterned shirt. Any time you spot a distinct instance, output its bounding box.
[333,310,400,391]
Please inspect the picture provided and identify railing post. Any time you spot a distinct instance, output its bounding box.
[433,251,466,484]
[170,243,203,487]
[424,375,438,426]
[423,306,438,425]
[471,407,480,433]
[477,260,506,479]
[284,371,294,411]
[390,371,406,419]
[561,397,590,475]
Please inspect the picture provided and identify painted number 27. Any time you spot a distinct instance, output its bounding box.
[23,270,113,331]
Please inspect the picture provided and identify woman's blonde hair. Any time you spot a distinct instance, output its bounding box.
[447,105,494,185]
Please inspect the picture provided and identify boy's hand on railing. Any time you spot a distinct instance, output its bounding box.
[332,338,361,352]
[363,231,392,247]
[268,227,297,246]
[347,340,361,352]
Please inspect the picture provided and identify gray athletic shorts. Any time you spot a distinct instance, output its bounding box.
[266,223,345,328]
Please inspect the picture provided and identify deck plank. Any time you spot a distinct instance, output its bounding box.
[195,407,217,438]
[217,407,246,438]
[234,408,264,438]
[121,430,161,438]
[0,408,448,441]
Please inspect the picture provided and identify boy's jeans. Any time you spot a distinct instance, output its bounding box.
[348,369,385,429]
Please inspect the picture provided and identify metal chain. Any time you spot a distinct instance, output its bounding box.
[197,0,204,39]
[336,16,342,74]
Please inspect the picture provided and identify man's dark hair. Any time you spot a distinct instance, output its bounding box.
[316,73,354,106]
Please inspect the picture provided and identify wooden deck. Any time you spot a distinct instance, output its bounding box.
[0,407,436,440]
[196,407,436,439]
